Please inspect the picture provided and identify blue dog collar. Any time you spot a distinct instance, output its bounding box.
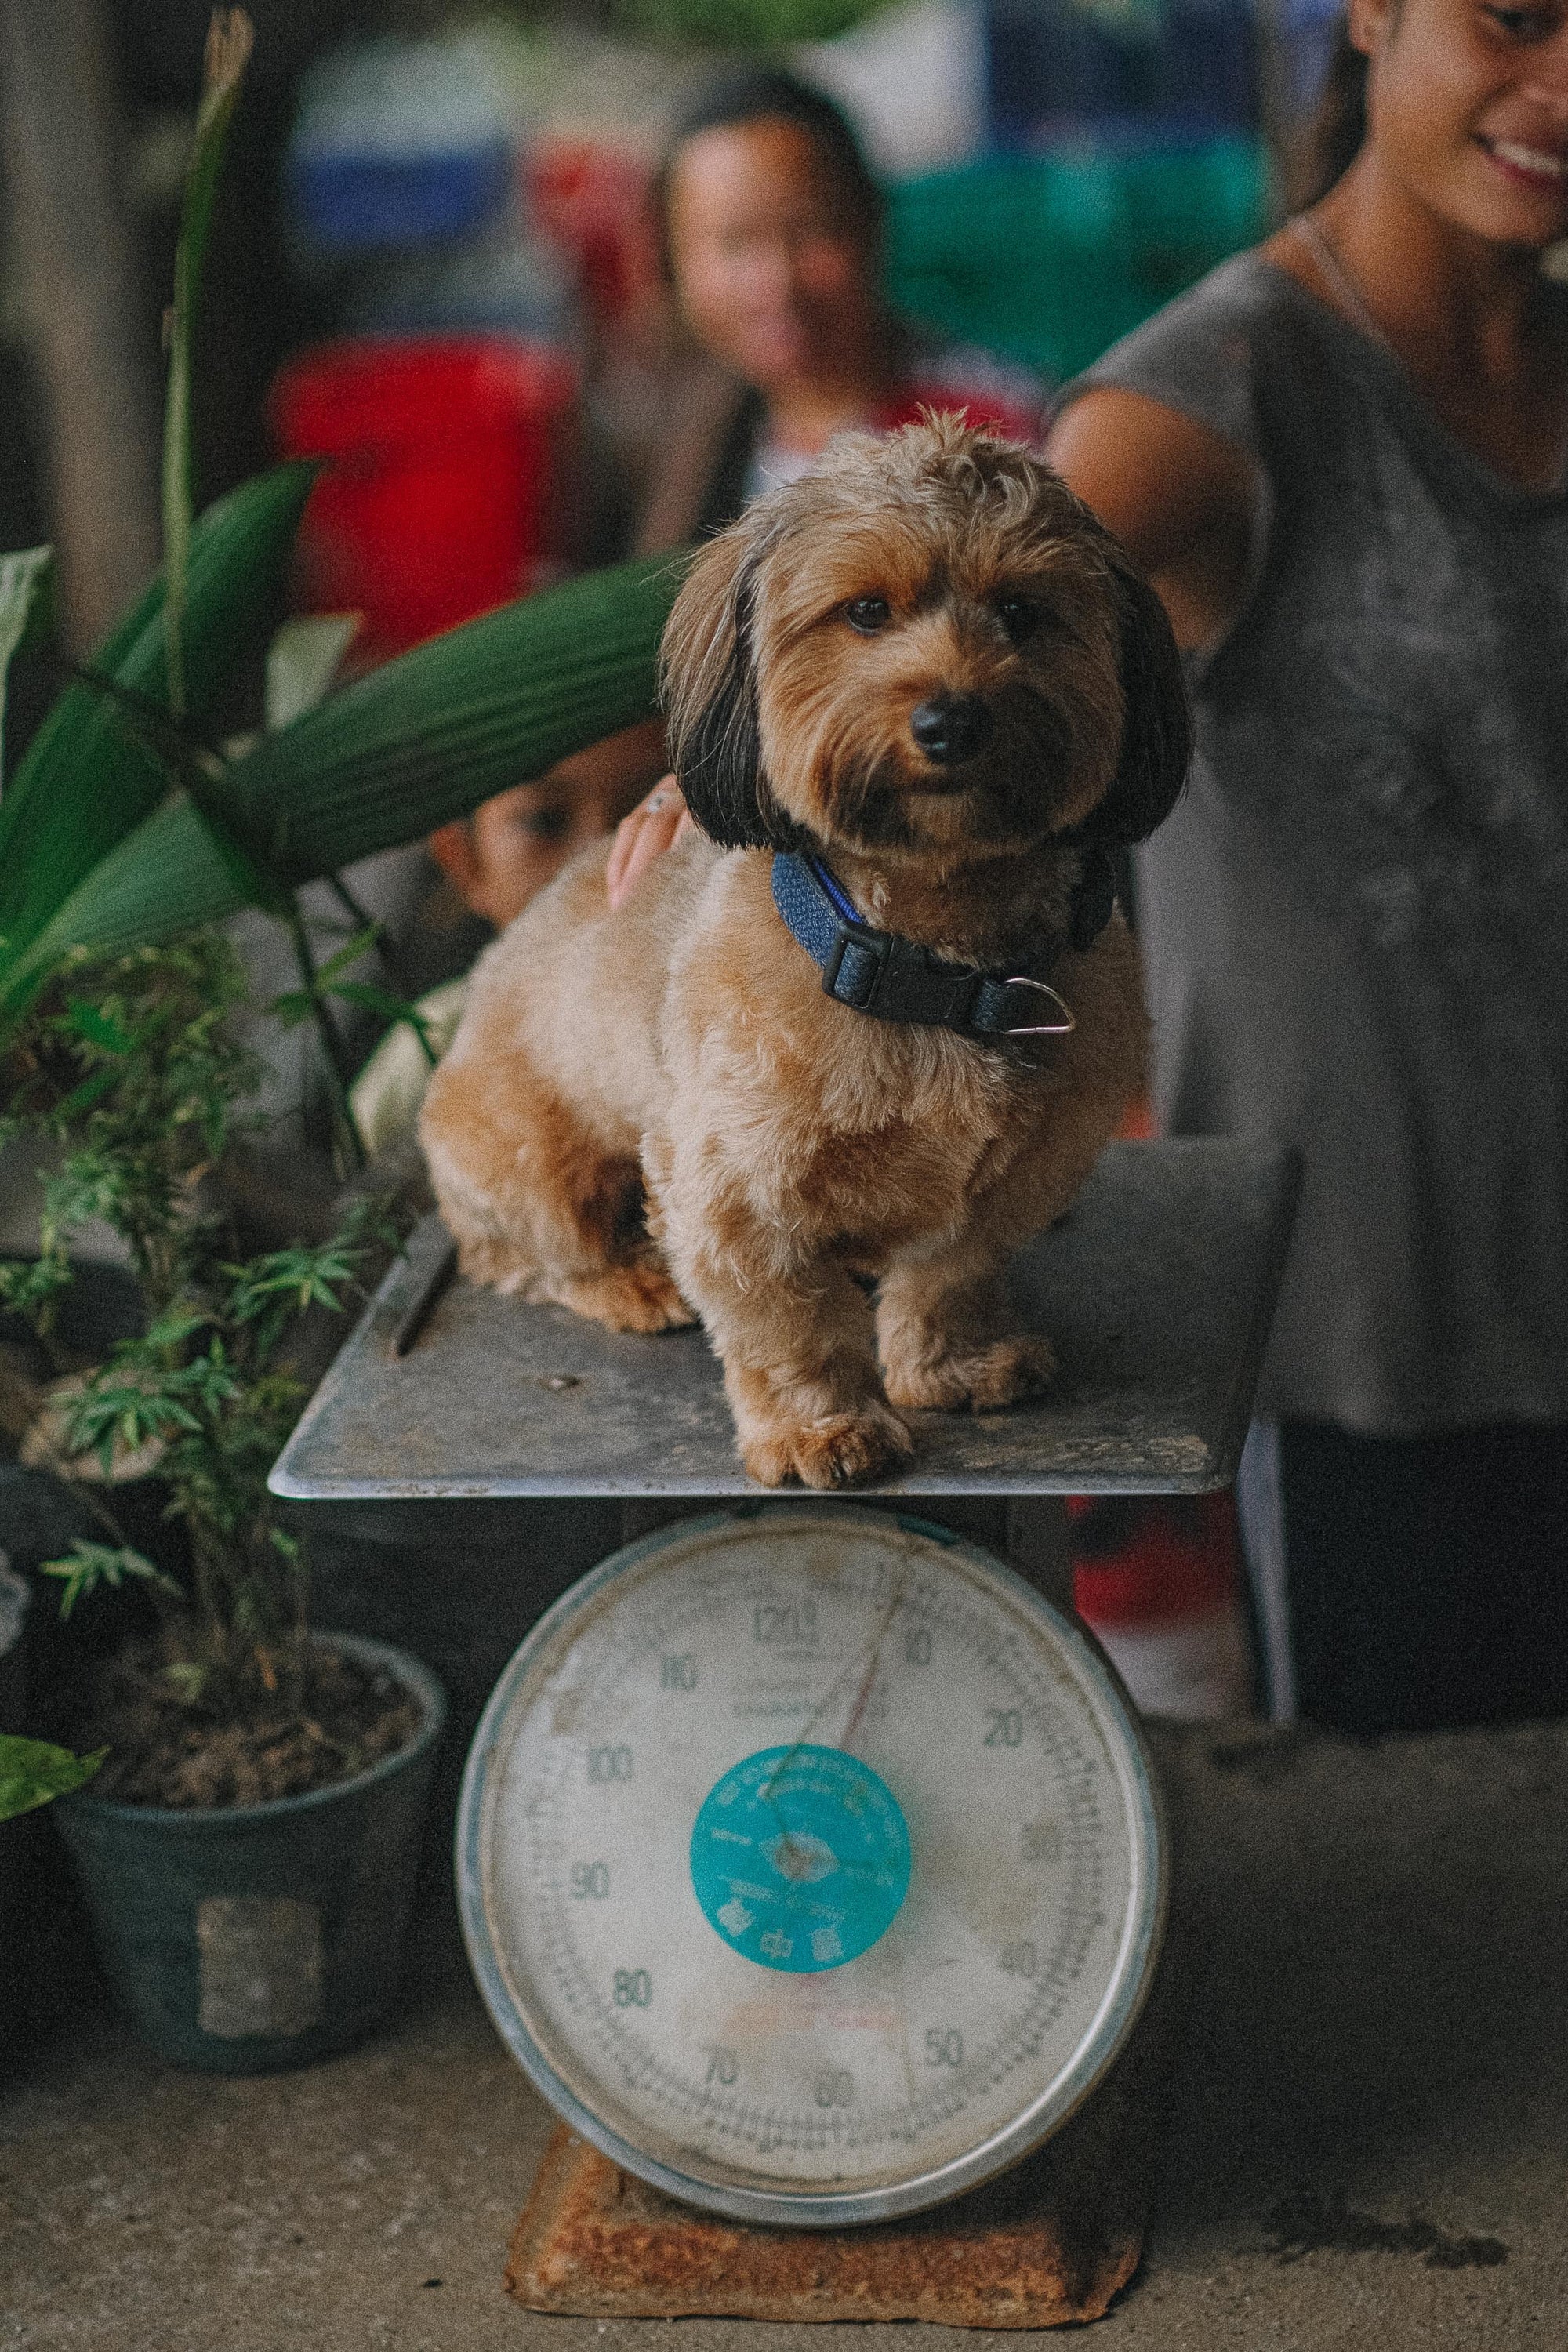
[770,849,1103,1040]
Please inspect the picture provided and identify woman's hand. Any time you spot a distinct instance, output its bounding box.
[605,778,691,910]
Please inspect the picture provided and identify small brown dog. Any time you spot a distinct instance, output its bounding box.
[420,416,1189,1488]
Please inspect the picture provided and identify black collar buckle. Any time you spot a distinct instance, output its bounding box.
[820,914,894,1011]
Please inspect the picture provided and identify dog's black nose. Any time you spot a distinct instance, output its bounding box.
[910,695,993,765]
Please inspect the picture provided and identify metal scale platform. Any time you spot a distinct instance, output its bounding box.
[269,1134,1298,2327]
[274,1136,1298,1517]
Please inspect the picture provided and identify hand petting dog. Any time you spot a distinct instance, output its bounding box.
[420,415,1191,1489]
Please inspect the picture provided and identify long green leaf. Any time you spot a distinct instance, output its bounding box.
[0,462,316,1015]
[2,795,242,991]
[0,545,53,780]
[0,552,683,1000]
[163,10,255,719]
[264,613,360,732]
[228,551,683,882]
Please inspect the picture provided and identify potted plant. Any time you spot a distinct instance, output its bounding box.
[0,10,678,2066]
[0,931,448,2070]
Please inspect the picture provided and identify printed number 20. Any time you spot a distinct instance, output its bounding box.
[984,1709,1023,1747]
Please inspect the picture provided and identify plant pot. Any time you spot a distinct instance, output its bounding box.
[52,1632,445,2074]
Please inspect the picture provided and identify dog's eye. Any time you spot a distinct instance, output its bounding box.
[996,596,1044,644]
[844,596,891,634]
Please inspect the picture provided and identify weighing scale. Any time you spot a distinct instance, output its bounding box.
[270,1136,1299,2324]
[458,1505,1163,2229]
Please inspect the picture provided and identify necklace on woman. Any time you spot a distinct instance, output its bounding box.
[1289,212,1402,361]
[1290,209,1568,492]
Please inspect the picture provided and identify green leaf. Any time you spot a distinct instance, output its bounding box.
[40,1538,183,1621]
[329,981,438,1062]
[51,1062,125,1121]
[264,613,360,732]
[309,924,381,990]
[71,647,297,924]
[0,550,680,1007]
[0,462,317,1025]
[9,794,245,987]
[0,1252,71,1327]
[0,1735,106,1822]
[63,998,136,1054]
[0,543,52,778]
[164,10,255,719]
[227,550,681,884]
[138,1301,215,1353]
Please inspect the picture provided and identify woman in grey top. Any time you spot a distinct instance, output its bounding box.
[1049,0,1568,1729]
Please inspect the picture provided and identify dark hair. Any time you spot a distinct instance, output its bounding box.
[1295,15,1370,209]
[653,65,884,271]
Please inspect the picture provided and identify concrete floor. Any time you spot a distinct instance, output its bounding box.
[5,1719,1566,2350]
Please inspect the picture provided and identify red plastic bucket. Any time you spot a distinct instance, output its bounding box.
[270,336,579,661]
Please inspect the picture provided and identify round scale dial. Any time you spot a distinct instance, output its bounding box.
[459,1507,1165,2227]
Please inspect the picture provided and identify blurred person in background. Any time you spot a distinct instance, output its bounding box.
[609,62,1044,884]
[631,64,1043,554]
[1043,0,1568,1733]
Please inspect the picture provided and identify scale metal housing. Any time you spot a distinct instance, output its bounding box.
[458,1504,1166,2228]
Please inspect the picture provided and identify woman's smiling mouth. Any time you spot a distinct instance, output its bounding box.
[1478,133,1568,187]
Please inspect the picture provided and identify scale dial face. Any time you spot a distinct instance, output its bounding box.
[459,1508,1164,2227]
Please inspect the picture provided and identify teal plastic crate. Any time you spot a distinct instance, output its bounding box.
[886,134,1272,384]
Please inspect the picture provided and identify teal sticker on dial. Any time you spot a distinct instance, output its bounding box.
[690,1744,911,1973]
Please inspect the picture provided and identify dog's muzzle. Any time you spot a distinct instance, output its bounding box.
[910,694,993,766]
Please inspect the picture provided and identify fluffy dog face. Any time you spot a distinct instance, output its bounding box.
[661,412,1191,866]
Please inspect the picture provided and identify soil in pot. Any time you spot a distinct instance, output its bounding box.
[53,1633,445,2074]
[75,1638,423,1809]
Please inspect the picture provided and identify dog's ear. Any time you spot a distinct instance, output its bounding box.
[659,520,804,851]
[1075,542,1192,848]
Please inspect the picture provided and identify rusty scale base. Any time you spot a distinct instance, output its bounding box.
[506,1963,1179,2329]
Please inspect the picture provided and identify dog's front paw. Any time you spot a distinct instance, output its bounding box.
[550,1263,699,1334]
[884,1332,1057,1414]
[742,1403,914,1491]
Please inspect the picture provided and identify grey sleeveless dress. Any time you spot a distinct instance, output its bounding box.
[1069,251,1568,1436]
